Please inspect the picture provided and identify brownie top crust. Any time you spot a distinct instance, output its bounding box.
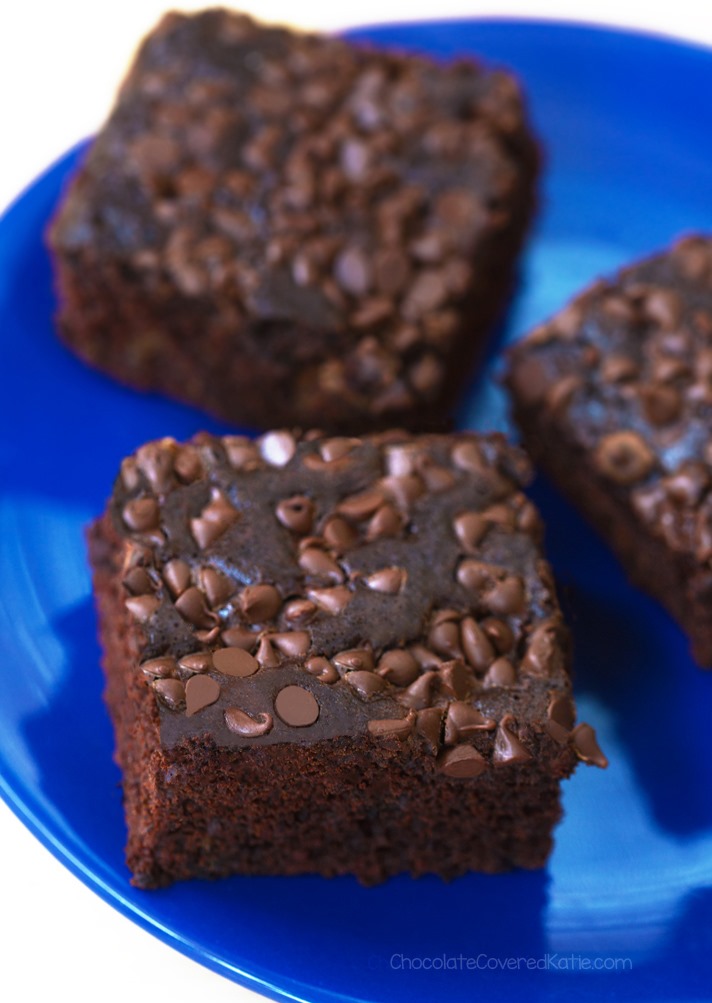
[506,235,712,566]
[50,8,537,418]
[107,428,605,773]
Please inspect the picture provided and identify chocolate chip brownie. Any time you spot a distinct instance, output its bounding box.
[506,235,712,665]
[49,8,539,433]
[88,428,604,888]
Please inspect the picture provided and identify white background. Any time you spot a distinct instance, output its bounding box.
[1,3,712,1002]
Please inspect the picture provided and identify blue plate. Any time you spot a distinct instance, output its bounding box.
[1,19,712,1002]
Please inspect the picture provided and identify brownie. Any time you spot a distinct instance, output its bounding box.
[49,8,539,434]
[505,235,712,665]
[88,428,605,888]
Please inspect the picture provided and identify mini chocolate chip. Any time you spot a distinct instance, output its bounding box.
[368,714,414,740]
[213,647,259,677]
[333,648,375,672]
[444,702,496,744]
[594,431,655,485]
[307,585,353,614]
[221,626,259,650]
[175,587,215,628]
[460,617,496,672]
[190,490,239,549]
[299,548,344,583]
[344,671,387,700]
[398,671,437,710]
[141,656,177,679]
[571,723,608,767]
[484,657,517,688]
[274,685,320,726]
[282,598,318,624]
[178,652,213,674]
[366,504,403,541]
[377,649,420,686]
[123,567,154,596]
[337,489,385,521]
[416,707,444,754]
[259,430,297,467]
[125,595,160,623]
[224,707,273,737]
[198,567,234,607]
[546,693,576,744]
[240,584,282,623]
[152,678,185,710]
[185,674,220,716]
[270,631,310,658]
[123,497,160,533]
[493,716,532,765]
[163,558,191,598]
[276,495,314,534]
[322,515,359,552]
[305,656,339,683]
[438,745,487,778]
[364,567,407,594]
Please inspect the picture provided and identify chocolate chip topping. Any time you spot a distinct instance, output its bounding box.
[274,685,320,727]
[110,429,598,766]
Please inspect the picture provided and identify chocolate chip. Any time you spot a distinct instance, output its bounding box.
[223,437,262,471]
[163,558,192,597]
[174,445,203,482]
[451,440,483,472]
[123,566,154,596]
[120,457,140,492]
[398,671,437,710]
[456,558,499,591]
[376,649,420,686]
[444,702,496,744]
[319,437,360,463]
[175,587,216,628]
[224,707,274,737]
[337,489,385,521]
[332,648,375,672]
[438,660,472,700]
[125,594,160,623]
[240,584,282,623]
[305,656,339,683]
[416,707,444,753]
[274,685,320,726]
[276,495,314,534]
[135,440,176,494]
[178,652,213,674]
[282,598,318,625]
[364,567,407,594]
[409,644,443,669]
[299,548,344,582]
[379,474,425,508]
[460,617,495,672]
[483,575,525,616]
[437,745,487,778]
[481,618,515,654]
[141,656,177,679]
[221,626,259,650]
[190,490,239,548]
[322,515,359,552]
[185,674,220,716]
[546,693,575,744]
[594,431,655,485]
[571,722,608,767]
[123,496,161,538]
[270,631,310,658]
[307,585,353,614]
[213,647,259,677]
[522,622,560,677]
[198,567,234,607]
[368,714,415,740]
[428,620,463,659]
[643,288,682,330]
[344,670,387,700]
[639,384,682,427]
[152,678,185,710]
[484,657,517,688]
[259,430,297,467]
[366,503,403,541]
[493,715,532,765]
[255,636,280,668]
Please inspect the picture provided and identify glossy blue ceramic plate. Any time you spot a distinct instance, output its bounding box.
[1,19,712,1003]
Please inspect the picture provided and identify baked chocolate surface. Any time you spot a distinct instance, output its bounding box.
[506,234,712,665]
[50,8,538,433]
[89,428,603,888]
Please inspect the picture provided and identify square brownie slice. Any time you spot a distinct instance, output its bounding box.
[89,428,603,888]
[49,8,539,433]
[506,235,712,665]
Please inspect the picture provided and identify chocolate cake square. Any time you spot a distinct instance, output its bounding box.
[505,235,712,665]
[49,8,539,433]
[89,428,604,888]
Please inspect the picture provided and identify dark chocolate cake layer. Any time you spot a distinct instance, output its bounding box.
[506,234,712,665]
[50,8,539,433]
[89,429,604,888]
